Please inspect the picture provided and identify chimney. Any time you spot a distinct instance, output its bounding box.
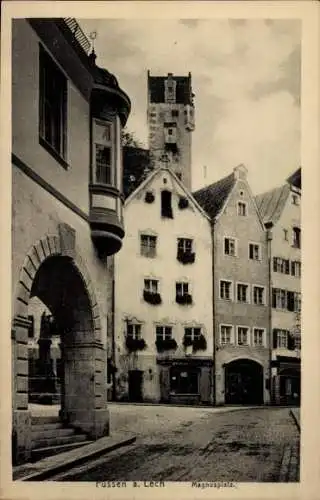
[233,164,248,180]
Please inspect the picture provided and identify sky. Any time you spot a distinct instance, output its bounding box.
[79,18,301,194]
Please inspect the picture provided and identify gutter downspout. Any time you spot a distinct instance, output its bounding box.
[111,266,116,401]
[265,221,273,405]
[212,220,216,406]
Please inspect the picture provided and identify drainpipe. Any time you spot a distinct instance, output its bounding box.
[265,221,273,405]
[211,220,216,406]
[111,269,116,401]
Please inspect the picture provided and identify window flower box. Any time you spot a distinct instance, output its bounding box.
[178,196,189,209]
[177,249,195,264]
[176,293,193,305]
[145,191,155,204]
[155,338,177,353]
[143,290,162,305]
[125,337,146,352]
[182,334,207,352]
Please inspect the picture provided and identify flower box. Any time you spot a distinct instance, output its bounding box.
[125,337,146,352]
[182,334,207,352]
[155,338,177,353]
[178,196,189,209]
[177,249,195,264]
[143,290,162,305]
[176,293,193,305]
[145,191,155,203]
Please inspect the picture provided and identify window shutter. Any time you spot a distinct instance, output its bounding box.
[273,329,278,348]
[287,332,295,350]
[273,257,277,272]
[291,261,295,276]
[287,291,295,312]
[272,289,277,308]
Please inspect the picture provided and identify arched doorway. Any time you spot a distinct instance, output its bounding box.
[12,232,108,463]
[225,359,264,405]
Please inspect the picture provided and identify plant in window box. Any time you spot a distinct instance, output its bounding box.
[192,334,207,352]
[178,196,189,210]
[155,338,177,353]
[177,249,195,264]
[125,337,146,352]
[182,336,194,348]
[143,290,162,305]
[176,293,193,305]
[145,191,155,204]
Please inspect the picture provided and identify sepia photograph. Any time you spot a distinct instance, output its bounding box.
[1,1,320,498]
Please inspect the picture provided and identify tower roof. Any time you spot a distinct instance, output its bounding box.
[148,72,193,105]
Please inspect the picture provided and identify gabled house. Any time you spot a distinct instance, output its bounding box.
[194,165,270,406]
[256,175,301,405]
[114,164,213,405]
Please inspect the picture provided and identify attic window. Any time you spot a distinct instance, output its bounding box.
[239,190,244,196]
[161,190,173,218]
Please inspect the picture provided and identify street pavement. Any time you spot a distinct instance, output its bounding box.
[50,405,300,482]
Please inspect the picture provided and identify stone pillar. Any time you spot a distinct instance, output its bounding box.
[215,364,225,405]
[61,340,109,439]
[12,316,32,464]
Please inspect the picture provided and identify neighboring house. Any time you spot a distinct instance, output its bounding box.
[147,72,195,190]
[114,164,213,405]
[256,176,301,405]
[194,165,270,406]
[11,18,130,463]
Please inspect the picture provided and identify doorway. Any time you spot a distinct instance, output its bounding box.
[128,370,143,402]
[225,359,264,405]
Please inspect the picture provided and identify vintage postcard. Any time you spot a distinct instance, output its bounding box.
[1,1,320,499]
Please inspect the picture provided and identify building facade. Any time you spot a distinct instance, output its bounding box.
[11,18,130,463]
[114,165,213,405]
[256,173,301,405]
[147,72,195,190]
[194,165,271,406]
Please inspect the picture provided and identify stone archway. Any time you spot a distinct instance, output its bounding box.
[225,358,264,405]
[12,226,108,464]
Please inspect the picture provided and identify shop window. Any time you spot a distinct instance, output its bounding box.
[170,367,199,394]
[39,46,67,162]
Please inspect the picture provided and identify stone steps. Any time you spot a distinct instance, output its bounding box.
[31,440,94,463]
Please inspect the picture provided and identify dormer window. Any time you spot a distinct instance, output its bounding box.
[93,119,115,185]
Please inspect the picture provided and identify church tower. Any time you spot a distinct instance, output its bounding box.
[147,71,195,190]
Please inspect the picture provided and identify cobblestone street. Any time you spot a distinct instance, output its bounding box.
[51,406,300,482]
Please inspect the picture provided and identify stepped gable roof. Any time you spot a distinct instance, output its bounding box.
[255,183,290,224]
[192,173,236,220]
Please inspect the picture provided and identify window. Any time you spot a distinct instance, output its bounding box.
[144,279,159,293]
[249,243,261,261]
[272,288,287,309]
[39,47,67,160]
[184,327,201,341]
[170,367,199,394]
[224,237,236,256]
[178,238,193,253]
[253,286,265,305]
[156,326,172,340]
[176,282,189,296]
[127,323,142,339]
[292,194,300,205]
[291,261,301,277]
[220,325,233,345]
[277,330,288,349]
[237,283,249,303]
[140,234,157,258]
[253,328,265,347]
[176,172,182,180]
[273,257,290,274]
[172,109,179,118]
[220,280,233,300]
[161,190,173,218]
[293,227,301,248]
[93,120,114,185]
[28,315,35,338]
[237,201,247,216]
[283,229,288,241]
[164,77,176,103]
[237,326,249,346]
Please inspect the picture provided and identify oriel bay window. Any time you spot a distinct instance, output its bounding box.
[170,367,199,395]
[93,119,115,185]
[39,46,67,163]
